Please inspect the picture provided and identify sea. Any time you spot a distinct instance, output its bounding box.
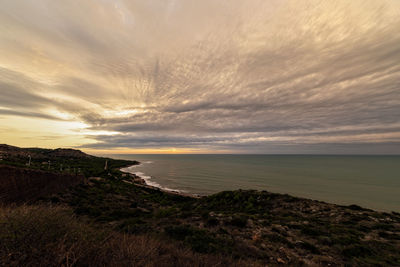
[114,154,400,212]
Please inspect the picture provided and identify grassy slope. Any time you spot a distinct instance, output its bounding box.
[0,144,137,178]
[0,204,251,267]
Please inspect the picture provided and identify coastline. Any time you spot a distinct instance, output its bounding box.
[118,161,400,212]
[120,164,201,199]
[115,155,400,213]
[1,145,399,266]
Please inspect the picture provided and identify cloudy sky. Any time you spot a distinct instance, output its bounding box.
[1,0,399,154]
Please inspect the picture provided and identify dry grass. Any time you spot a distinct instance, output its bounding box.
[0,204,258,267]
[0,165,84,203]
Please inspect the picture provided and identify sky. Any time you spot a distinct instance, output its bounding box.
[0,0,400,154]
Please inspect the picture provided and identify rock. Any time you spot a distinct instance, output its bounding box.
[88,177,103,181]
[133,177,146,184]
[277,257,286,264]
[252,230,261,241]
[248,219,254,227]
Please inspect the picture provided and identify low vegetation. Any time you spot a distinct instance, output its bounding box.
[52,176,400,266]
[0,144,137,178]
[0,204,253,267]
[1,144,399,266]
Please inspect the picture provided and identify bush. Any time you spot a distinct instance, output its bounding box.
[154,207,177,218]
[297,241,320,254]
[342,245,373,258]
[228,215,248,228]
[301,226,324,237]
[347,205,365,211]
[0,204,250,266]
[206,217,219,227]
[164,225,230,254]
[0,204,104,266]
[265,233,291,246]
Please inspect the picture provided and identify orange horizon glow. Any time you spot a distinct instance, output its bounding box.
[82,147,235,155]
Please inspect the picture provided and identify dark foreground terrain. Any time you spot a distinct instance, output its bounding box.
[1,144,399,266]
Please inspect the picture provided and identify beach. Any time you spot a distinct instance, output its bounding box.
[120,164,201,199]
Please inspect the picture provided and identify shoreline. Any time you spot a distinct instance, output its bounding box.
[117,160,399,213]
[120,164,201,199]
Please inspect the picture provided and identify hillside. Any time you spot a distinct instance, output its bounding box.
[0,144,137,203]
[0,144,399,266]
[0,165,84,203]
[55,178,400,266]
[0,144,137,177]
[0,144,92,159]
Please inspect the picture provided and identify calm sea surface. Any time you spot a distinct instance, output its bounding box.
[114,155,400,212]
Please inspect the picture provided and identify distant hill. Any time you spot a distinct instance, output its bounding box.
[0,144,137,178]
[0,144,92,159]
[45,148,92,159]
[0,144,137,203]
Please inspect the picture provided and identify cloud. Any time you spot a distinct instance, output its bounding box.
[0,108,62,121]
[0,0,399,153]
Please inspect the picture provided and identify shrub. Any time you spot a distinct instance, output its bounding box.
[154,207,177,218]
[342,245,373,258]
[301,226,324,237]
[348,205,365,211]
[206,217,219,227]
[164,225,230,254]
[228,215,248,228]
[0,204,251,266]
[297,241,320,254]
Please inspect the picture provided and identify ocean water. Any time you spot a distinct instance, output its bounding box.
[116,155,400,212]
